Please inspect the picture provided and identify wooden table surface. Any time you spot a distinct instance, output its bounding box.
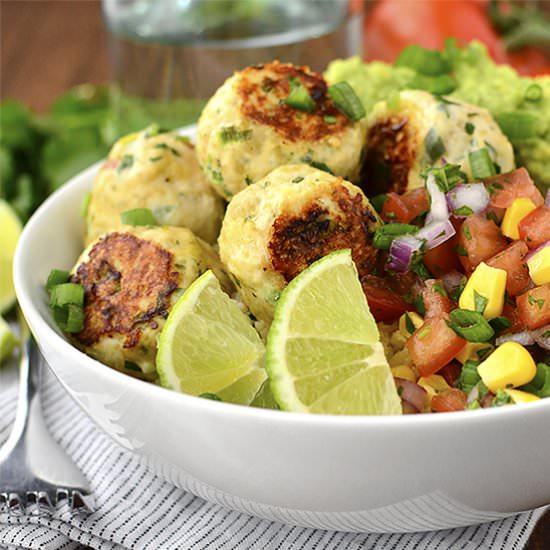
[1,1,549,547]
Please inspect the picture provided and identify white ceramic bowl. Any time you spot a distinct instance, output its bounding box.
[14,128,550,533]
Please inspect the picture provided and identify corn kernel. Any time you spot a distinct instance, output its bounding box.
[391,365,417,382]
[418,374,451,394]
[389,349,412,367]
[527,245,550,286]
[399,312,424,338]
[459,262,507,319]
[501,198,537,239]
[455,342,494,364]
[477,342,537,391]
[504,388,540,404]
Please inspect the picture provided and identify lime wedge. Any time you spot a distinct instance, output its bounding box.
[0,200,22,313]
[0,315,18,363]
[156,270,266,405]
[266,249,402,415]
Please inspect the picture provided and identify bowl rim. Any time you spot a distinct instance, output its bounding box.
[13,129,550,429]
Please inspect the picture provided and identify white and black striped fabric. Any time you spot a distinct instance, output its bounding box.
[0,362,546,550]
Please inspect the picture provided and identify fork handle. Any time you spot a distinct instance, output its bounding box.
[8,338,41,448]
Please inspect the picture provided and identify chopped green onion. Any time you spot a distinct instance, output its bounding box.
[282,77,315,113]
[473,290,488,314]
[328,82,365,121]
[425,128,446,162]
[80,192,91,218]
[46,269,70,291]
[300,155,334,175]
[199,393,222,401]
[395,44,451,76]
[370,194,388,213]
[120,208,157,226]
[373,223,418,250]
[144,123,161,137]
[117,154,134,173]
[323,116,337,124]
[492,389,512,407]
[405,313,416,334]
[495,111,537,141]
[464,122,475,135]
[524,83,543,103]
[448,309,494,342]
[414,294,426,316]
[454,205,474,217]
[422,163,466,193]
[520,363,550,398]
[49,283,84,308]
[468,148,496,179]
[456,360,481,394]
[409,74,457,95]
[219,126,252,144]
[124,361,142,372]
[63,304,84,333]
[489,316,512,335]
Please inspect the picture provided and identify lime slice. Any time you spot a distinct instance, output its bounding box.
[0,200,22,313]
[0,315,18,362]
[266,249,402,415]
[156,270,266,405]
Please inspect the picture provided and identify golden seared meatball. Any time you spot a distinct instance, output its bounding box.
[363,90,514,195]
[196,61,367,200]
[70,225,232,378]
[86,127,225,245]
[218,165,380,323]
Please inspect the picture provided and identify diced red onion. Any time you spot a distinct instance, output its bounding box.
[441,270,464,295]
[530,324,550,351]
[496,330,535,347]
[416,219,456,250]
[446,183,490,217]
[525,240,550,262]
[545,188,550,207]
[387,235,424,273]
[426,173,449,223]
[394,378,427,413]
[466,385,480,406]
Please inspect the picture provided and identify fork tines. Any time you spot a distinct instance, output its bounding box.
[0,489,93,515]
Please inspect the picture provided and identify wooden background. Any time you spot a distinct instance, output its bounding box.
[1,1,548,547]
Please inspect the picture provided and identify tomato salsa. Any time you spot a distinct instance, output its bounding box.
[371,164,550,414]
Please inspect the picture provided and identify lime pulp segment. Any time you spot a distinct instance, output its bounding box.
[266,249,402,415]
[0,199,23,314]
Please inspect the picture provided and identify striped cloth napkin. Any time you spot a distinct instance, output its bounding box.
[0,359,546,550]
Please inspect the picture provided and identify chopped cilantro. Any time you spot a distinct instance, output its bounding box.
[117,154,134,173]
[454,206,474,217]
[474,290,488,314]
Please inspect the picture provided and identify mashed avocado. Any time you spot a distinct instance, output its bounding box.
[325,41,550,192]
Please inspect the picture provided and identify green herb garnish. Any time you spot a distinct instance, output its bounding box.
[448,309,494,342]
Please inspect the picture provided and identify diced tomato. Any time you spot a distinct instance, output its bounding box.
[484,204,505,225]
[501,302,526,334]
[486,240,530,296]
[518,206,550,249]
[431,388,467,412]
[401,188,429,221]
[438,361,462,387]
[361,275,412,323]
[380,192,410,223]
[457,214,507,272]
[406,316,467,377]
[517,284,550,330]
[422,279,455,319]
[485,168,544,209]
[423,237,462,277]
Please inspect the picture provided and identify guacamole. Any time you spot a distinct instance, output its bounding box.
[325,42,550,192]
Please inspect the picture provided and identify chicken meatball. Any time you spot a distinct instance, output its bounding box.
[196,61,367,200]
[218,165,380,323]
[362,90,514,195]
[70,225,232,378]
[86,127,225,245]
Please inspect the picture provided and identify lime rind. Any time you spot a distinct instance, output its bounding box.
[156,270,266,405]
[0,199,23,314]
[266,249,402,416]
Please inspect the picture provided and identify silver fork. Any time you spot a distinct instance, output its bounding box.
[0,336,94,515]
